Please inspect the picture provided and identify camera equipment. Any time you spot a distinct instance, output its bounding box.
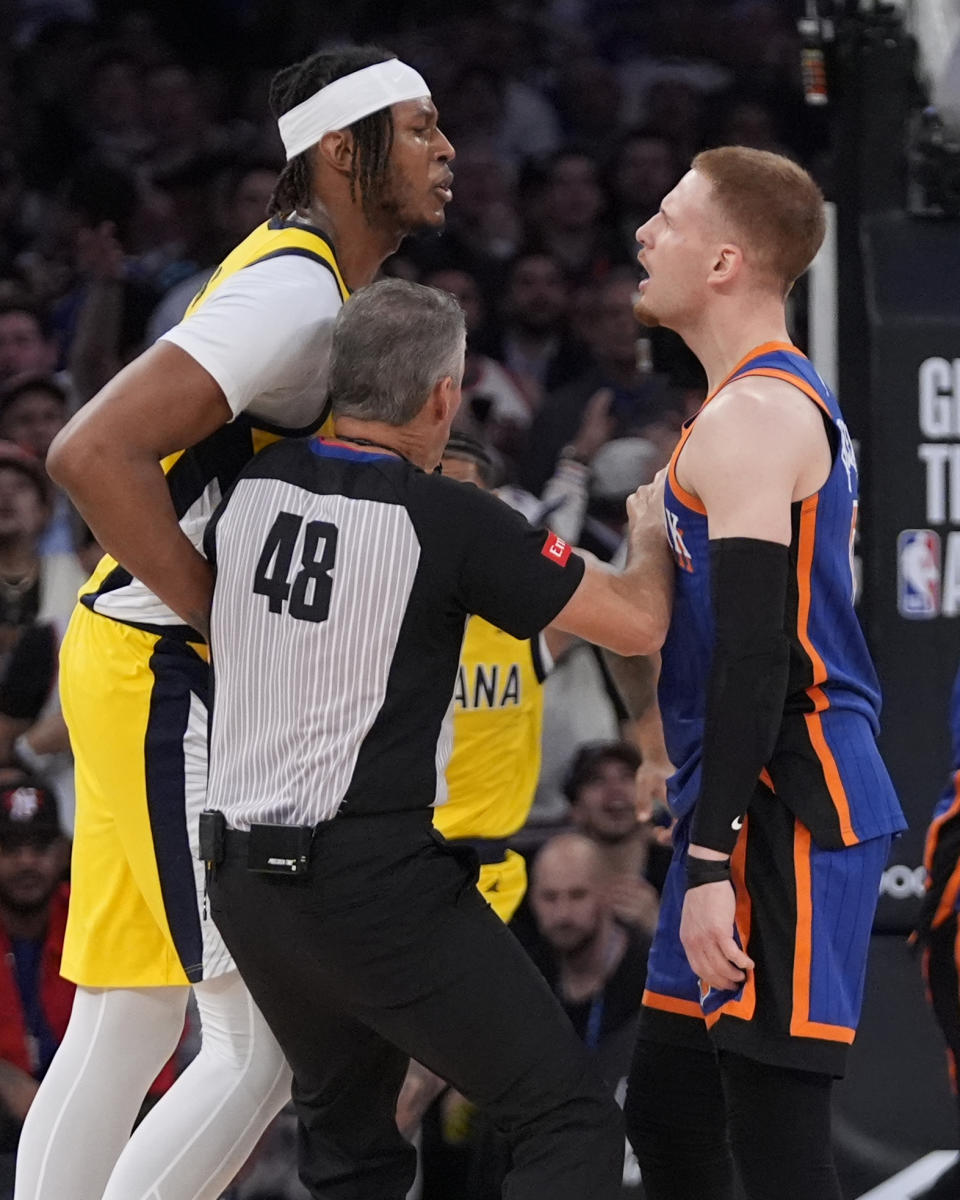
[908,106,960,218]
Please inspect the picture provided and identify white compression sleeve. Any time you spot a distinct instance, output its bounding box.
[15,985,190,1200]
[100,970,292,1200]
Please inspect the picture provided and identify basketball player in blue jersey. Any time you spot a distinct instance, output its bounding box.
[616,147,906,1200]
[16,46,454,1200]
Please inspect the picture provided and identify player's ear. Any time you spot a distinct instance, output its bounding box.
[709,243,742,286]
[317,129,354,176]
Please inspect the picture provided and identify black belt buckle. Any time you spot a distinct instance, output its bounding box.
[247,823,313,876]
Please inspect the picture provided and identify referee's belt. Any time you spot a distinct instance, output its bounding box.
[446,836,509,865]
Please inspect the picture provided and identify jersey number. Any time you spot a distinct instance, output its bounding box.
[253,511,338,623]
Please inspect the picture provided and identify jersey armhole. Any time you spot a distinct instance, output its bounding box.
[530,632,552,683]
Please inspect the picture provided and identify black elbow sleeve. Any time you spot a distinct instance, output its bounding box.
[690,538,791,855]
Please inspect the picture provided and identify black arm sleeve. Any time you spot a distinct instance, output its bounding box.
[691,538,791,855]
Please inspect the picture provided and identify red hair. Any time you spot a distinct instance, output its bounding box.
[692,147,825,293]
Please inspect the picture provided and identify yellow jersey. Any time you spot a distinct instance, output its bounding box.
[79,216,346,638]
[436,616,549,841]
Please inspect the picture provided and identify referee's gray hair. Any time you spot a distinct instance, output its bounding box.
[329,279,466,426]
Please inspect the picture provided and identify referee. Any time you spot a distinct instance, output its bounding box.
[202,278,671,1200]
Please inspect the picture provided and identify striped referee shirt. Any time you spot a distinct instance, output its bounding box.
[203,437,585,830]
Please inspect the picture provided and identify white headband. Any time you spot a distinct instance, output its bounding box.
[278,60,431,161]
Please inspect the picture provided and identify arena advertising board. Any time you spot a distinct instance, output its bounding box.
[861,214,960,931]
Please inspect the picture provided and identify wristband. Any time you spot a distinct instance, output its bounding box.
[686,854,732,889]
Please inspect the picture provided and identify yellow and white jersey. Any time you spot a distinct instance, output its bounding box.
[79,216,347,637]
[436,616,550,842]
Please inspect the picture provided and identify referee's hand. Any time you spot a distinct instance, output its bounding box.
[680,877,754,992]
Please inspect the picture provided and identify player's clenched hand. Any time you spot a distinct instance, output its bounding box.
[627,469,669,550]
[679,879,754,993]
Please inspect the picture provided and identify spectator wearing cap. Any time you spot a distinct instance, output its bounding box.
[564,741,672,938]
[0,375,75,557]
[0,775,71,1199]
[0,777,71,1109]
[0,441,87,671]
[0,776,174,1197]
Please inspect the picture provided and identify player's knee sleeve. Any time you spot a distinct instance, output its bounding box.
[84,985,189,1075]
[193,972,291,1097]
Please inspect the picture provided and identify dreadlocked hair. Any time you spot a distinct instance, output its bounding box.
[268,44,398,220]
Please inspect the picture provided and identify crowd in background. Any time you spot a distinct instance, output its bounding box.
[0,1,826,1196]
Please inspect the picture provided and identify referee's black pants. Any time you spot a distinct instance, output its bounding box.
[209,810,623,1200]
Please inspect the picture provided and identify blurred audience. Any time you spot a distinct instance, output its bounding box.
[522,151,622,285]
[483,252,591,400]
[425,268,534,456]
[0,774,176,1200]
[528,832,651,1078]
[564,740,671,937]
[519,270,684,495]
[0,775,72,1200]
[0,375,73,555]
[0,441,86,672]
[0,304,60,388]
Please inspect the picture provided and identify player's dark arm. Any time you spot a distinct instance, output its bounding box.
[47,342,231,637]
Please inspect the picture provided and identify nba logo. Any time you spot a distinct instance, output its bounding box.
[897,530,941,618]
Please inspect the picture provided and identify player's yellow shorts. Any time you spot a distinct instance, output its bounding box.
[59,603,228,987]
[477,849,528,924]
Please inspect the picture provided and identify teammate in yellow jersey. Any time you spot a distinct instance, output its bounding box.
[435,433,571,922]
[17,45,454,1200]
[397,432,574,1136]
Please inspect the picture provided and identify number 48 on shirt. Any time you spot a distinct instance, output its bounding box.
[253,511,339,623]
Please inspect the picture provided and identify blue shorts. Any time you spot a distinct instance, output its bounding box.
[641,783,892,1076]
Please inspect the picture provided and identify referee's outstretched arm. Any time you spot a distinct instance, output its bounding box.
[550,472,673,658]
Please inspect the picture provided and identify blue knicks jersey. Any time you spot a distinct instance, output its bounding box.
[659,342,905,850]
